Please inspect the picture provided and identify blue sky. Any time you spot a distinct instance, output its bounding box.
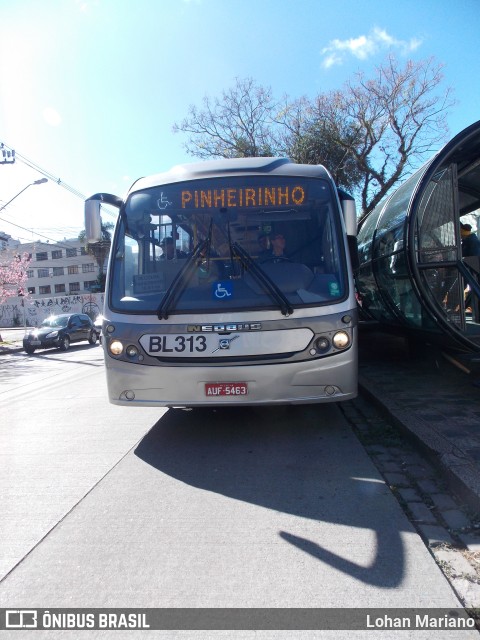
[1,0,479,242]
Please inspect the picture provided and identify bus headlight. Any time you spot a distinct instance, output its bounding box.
[315,336,330,353]
[109,340,124,356]
[126,345,139,358]
[332,331,350,349]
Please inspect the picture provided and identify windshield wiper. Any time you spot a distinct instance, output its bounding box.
[156,239,207,319]
[157,220,213,320]
[231,242,294,316]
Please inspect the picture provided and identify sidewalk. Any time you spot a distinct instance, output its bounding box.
[358,327,480,510]
[2,325,480,509]
[0,328,24,353]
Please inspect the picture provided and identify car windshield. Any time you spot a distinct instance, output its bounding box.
[41,316,69,328]
[109,175,347,315]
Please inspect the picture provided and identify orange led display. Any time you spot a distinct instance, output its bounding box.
[181,185,306,209]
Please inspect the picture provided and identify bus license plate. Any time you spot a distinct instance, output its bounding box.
[205,382,248,396]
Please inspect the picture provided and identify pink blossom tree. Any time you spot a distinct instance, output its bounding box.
[0,252,31,304]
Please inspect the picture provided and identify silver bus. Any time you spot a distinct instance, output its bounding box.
[85,157,358,407]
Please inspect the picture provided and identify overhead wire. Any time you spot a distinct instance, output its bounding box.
[0,214,98,251]
[0,141,119,222]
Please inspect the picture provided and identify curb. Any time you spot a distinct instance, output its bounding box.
[0,344,23,355]
[359,375,480,511]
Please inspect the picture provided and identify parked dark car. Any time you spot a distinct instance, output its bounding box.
[23,313,99,354]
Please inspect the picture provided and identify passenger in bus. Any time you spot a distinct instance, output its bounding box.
[256,232,271,261]
[160,236,187,260]
[258,233,291,263]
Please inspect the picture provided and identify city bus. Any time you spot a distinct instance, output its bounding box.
[85,157,358,407]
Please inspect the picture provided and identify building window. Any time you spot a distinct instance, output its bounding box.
[28,287,35,294]
[69,282,80,292]
[66,248,77,257]
[55,284,66,293]
[68,265,79,275]
[27,269,34,278]
[39,285,51,294]
[52,250,63,259]
[80,247,88,255]
[84,280,97,290]
[36,251,48,261]
[82,263,95,273]
[38,268,50,278]
[52,267,64,276]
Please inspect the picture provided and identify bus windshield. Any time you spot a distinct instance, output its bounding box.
[110,175,347,315]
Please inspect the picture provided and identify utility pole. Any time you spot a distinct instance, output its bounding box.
[0,143,15,165]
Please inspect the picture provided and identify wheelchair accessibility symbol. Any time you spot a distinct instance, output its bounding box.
[213,281,233,300]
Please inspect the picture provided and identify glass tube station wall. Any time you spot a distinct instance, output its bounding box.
[356,120,480,352]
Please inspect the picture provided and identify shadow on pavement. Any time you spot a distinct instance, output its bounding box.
[135,404,406,588]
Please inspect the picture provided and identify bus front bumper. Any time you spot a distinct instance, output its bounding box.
[105,349,358,408]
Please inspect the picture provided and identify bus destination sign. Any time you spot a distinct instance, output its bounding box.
[180,184,306,210]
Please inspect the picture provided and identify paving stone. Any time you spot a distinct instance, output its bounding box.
[405,465,435,480]
[357,333,480,607]
[416,524,455,546]
[378,461,403,473]
[408,502,438,524]
[430,493,458,511]
[366,445,391,456]
[441,509,472,530]
[374,452,394,462]
[416,479,441,494]
[387,447,407,457]
[403,453,428,467]
[458,533,480,553]
[396,487,422,503]
[383,472,410,487]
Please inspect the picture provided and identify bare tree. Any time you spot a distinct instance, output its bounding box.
[173,78,282,158]
[276,95,364,192]
[173,57,454,215]
[316,55,455,215]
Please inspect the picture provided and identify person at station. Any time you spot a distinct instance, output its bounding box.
[460,223,480,257]
[460,223,480,315]
[258,232,290,263]
[160,236,187,260]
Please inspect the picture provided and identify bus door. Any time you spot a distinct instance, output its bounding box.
[415,164,465,330]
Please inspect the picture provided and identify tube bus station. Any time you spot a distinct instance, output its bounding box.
[356,120,480,356]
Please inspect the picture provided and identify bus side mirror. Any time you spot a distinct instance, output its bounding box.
[85,199,102,243]
[338,191,359,270]
[341,198,357,237]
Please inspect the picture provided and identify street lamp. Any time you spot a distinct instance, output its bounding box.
[0,177,48,212]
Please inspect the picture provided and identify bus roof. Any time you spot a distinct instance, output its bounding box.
[128,157,333,194]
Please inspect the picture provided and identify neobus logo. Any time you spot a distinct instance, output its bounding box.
[187,323,262,332]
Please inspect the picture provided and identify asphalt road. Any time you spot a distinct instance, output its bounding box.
[0,345,475,638]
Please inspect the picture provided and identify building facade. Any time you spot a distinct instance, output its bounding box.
[15,238,104,297]
[0,236,108,327]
